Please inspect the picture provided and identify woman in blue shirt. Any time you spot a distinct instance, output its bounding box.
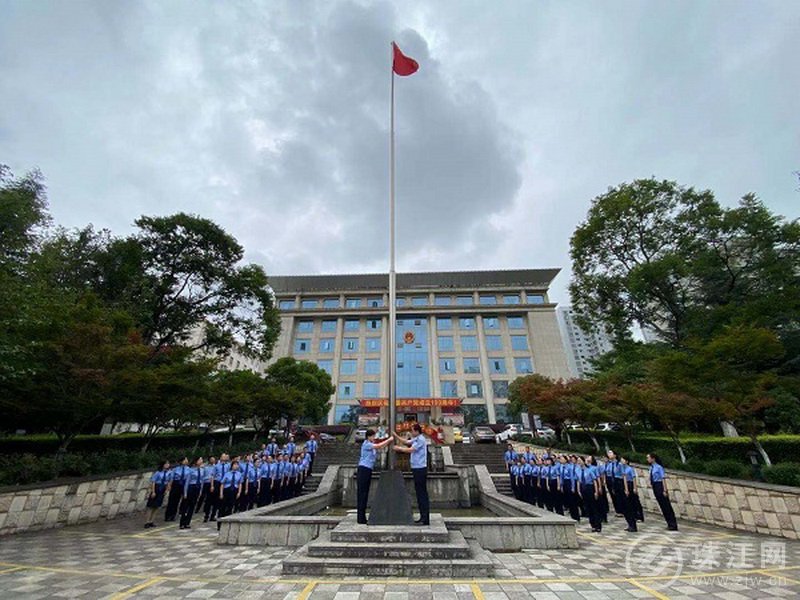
[647,453,678,531]
[576,456,601,532]
[217,459,243,530]
[620,456,644,523]
[356,429,394,524]
[144,460,170,529]
[179,457,204,530]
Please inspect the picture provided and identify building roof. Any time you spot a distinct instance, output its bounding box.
[268,268,560,294]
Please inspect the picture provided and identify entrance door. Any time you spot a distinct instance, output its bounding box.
[404,413,417,423]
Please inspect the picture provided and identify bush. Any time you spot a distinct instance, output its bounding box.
[700,460,751,480]
[762,463,800,487]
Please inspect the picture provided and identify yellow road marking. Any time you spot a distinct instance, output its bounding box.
[627,578,670,599]
[470,583,484,599]
[109,577,165,599]
[0,566,25,575]
[757,570,800,586]
[297,581,318,599]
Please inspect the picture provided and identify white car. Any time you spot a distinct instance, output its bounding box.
[495,424,523,443]
[535,427,556,440]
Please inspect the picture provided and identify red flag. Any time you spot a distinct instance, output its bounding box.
[392,42,419,76]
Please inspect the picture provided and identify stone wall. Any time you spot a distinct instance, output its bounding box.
[0,470,151,536]
[338,467,466,508]
[519,442,800,540]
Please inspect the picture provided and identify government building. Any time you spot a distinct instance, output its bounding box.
[269,269,571,426]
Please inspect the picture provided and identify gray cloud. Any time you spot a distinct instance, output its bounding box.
[1,0,798,303]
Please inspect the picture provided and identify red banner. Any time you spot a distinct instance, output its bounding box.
[358,398,461,409]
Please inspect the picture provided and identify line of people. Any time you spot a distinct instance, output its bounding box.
[505,444,678,533]
[144,434,320,531]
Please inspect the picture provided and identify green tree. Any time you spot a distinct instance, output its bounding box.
[266,357,334,425]
[209,369,261,446]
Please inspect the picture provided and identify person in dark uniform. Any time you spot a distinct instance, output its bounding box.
[503,443,517,474]
[197,456,215,517]
[589,456,609,523]
[266,437,279,458]
[257,456,271,507]
[559,455,579,520]
[355,429,394,524]
[179,457,204,529]
[529,457,540,507]
[217,459,243,530]
[647,453,678,530]
[576,456,601,532]
[144,460,170,529]
[539,459,552,511]
[607,451,636,532]
[549,456,563,515]
[620,456,644,522]
[209,453,229,522]
[165,457,189,522]
[238,454,255,512]
[510,460,522,500]
[522,457,535,504]
[305,434,318,475]
[393,424,430,525]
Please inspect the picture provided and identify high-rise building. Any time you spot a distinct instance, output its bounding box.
[269,269,571,425]
[556,306,614,379]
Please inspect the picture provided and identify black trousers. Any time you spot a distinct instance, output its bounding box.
[652,481,678,529]
[580,484,601,531]
[536,480,546,508]
[614,479,637,530]
[630,490,644,521]
[412,467,430,524]
[179,484,201,528]
[549,479,563,514]
[563,484,580,520]
[201,483,214,519]
[196,482,210,513]
[208,485,221,519]
[598,485,610,522]
[217,487,237,529]
[164,484,183,521]
[257,478,271,507]
[356,466,372,524]
[307,453,315,475]
[609,478,624,515]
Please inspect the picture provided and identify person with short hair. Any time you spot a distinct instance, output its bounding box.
[144,460,170,529]
[647,453,678,531]
[179,457,204,529]
[165,457,190,522]
[393,423,431,526]
[356,428,394,524]
[305,434,318,475]
[217,459,243,530]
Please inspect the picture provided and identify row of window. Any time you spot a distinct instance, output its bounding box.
[279,293,546,310]
[295,333,530,354]
[321,356,532,379]
[295,337,382,354]
[296,315,527,334]
[337,379,509,399]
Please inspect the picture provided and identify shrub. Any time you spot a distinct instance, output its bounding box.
[762,463,800,487]
[701,460,751,480]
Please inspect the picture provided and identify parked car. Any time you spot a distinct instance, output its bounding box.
[596,422,621,432]
[471,426,496,444]
[354,428,367,443]
[495,423,523,443]
[452,427,464,443]
[535,427,556,440]
[318,432,336,442]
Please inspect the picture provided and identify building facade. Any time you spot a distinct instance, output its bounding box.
[556,305,614,379]
[269,270,571,425]
[186,324,268,374]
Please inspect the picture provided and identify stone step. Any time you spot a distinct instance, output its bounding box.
[306,530,472,560]
[329,514,449,544]
[282,539,494,578]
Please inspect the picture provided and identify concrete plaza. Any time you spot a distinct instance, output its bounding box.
[0,512,798,599]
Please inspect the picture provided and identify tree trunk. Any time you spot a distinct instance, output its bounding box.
[672,437,687,463]
[228,427,234,448]
[751,435,772,466]
[626,433,636,453]
[565,430,572,446]
[588,433,601,453]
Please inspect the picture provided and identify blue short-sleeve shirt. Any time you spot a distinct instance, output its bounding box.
[359,440,376,469]
[410,435,427,469]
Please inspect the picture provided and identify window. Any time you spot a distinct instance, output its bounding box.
[344,319,360,331]
[294,339,310,353]
[485,335,502,351]
[503,295,520,305]
[463,358,481,374]
[479,295,497,305]
[484,317,499,330]
[363,382,380,398]
[411,296,427,306]
[514,358,533,373]
[367,297,383,308]
[396,298,406,307]
[434,295,451,306]
[490,358,507,374]
[511,335,529,351]
[345,298,361,308]
[492,380,509,398]
[527,294,545,304]
[436,317,452,330]
[367,319,381,330]
[317,360,333,375]
[507,316,525,329]
[365,337,381,352]
[323,298,340,309]
[459,317,475,330]
[365,359,381,375]
[438,336,454,352]
[318,338,335,353]
[296,321,313,333]
[441,380,459,397]
[301,299,318,309]
[461,335,478,352]
[279,300,295,309]
[466,381,482,398]
[340,360,357,375]
[343,338,359,353]
[321,320,337,332]
[338,383,355,399]
[439,359,456,374]
[456,295,473,306]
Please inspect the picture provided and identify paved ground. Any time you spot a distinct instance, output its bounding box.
[0,512,798,599]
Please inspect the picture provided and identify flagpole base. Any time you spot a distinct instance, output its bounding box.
[367,469,414,526]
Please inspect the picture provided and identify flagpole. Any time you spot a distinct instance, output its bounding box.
[388,45,397,470]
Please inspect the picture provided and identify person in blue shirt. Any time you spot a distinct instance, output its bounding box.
[588,455,608,523]
[620,456,644,523]
[165,457,190,522]
[355,429,394,524]
[144,460,170,529]
[549,457,563,515]
[606,451,636,532]
[510,461,522,500]
[393,424,430,525]
[522,457,534,504]
[560,455,579,521]
[257,456,271,507]
[576,456,601,532]
[305,434,319,475]
[179,457,204,529]
[197,456,215,521]
[647,453,678,530]
[266,438,279,458]
[286,436,297,458]
[539,459,551,510]
[529,460,541,507]
[217,460,243,530]
[503,444,517,474]
[523,446,535,465]
[238,454,256,512]
[209,453,229,522]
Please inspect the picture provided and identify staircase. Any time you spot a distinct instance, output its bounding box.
[492,474,514,497]
[450,444,507,473]
[282,513,494,577]
[299,441,359,496]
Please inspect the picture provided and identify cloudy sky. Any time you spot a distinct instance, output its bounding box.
[2,1,798,303]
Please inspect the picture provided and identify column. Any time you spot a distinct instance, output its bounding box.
[428,315,441,397]
[475,315,497,423]
[327,317,345,425]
